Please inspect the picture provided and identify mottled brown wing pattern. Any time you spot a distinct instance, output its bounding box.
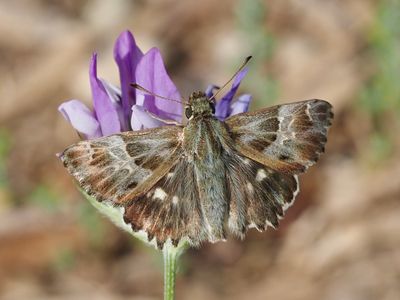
[61,126,183,205]
[226,99,333,174]
[60,98,333,249]
[123,159,208,248]
[226,154,298,237]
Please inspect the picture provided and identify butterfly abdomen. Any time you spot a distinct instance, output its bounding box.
[182,117,233,242]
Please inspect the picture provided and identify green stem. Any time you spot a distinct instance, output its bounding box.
[163,242,187,300]
[81,189,188,299]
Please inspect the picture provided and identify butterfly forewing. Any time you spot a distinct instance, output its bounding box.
[226,99,333,174]
[61,126,183,205]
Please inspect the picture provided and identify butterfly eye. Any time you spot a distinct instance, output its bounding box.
[185,106,193,118]
[210,102,216,114]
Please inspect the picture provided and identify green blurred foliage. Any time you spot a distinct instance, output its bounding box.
[360,0,400,163]
[51,247,76,272]
[0,130,12,210]
[236,0,278,108]
[0,130,11,188]
[29,185,61,211]
[77,199,107,249]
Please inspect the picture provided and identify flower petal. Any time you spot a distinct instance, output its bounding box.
[131,102,164,130]
[135,48,182,122]
[230,94,252,116]
[215,67,249,119]
[90,53,121,135]
[205,84,219,98]
[58,99,101,139]
[114,30,143,122]
[100,79,129,131]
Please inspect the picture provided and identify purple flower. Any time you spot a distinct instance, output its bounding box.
[208,68,251,120]
[132,47,183,130]
[58,30,251,139]
[114,31,143,124]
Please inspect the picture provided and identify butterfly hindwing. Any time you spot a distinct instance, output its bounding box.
[226,99,333,174]
[226,154,299,236]
[123,158,208,248]
[61,126,183,205]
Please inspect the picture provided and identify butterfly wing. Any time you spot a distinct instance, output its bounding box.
[61,126,184,205]
[62,125,208,248]
[226,154,298,236]
[61,100,333,247]
[123,158,208,248]
[225,99,333,174]
[225,99,332,234]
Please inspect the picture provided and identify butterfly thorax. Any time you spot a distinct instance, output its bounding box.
[185,91,215,120]
[183,91,232,160]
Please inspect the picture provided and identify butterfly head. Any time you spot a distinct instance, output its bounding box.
[185,91,215,119]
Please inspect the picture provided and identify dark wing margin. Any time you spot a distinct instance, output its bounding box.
[60,126,183,205]
[225,99,333,174]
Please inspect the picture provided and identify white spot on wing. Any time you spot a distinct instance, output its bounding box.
[177,131,185,142]
[288,118,295,130]
[279,137,288,145]
[246,181,254,193]
[248,222,262,232]
[167,172,174,179]
[283,175,299,211]
[305,103,312,121]
[266,219,277,229]
[243,158,251,165]
[277,116,284,132]
[172,196,179,205]
[153,187,167,201]
[256,169,267,182]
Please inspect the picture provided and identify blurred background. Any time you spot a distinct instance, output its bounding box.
[1,0,400,299]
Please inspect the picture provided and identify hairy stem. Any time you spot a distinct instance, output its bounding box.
[163,242,188,300]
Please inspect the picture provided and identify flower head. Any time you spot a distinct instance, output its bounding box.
[59,30,251,139]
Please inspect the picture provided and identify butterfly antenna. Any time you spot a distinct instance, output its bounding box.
[131,83,184,104]
[75,130,84,141]
[209,56,252,101]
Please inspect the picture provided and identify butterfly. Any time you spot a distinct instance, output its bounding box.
[60,85,333,249]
